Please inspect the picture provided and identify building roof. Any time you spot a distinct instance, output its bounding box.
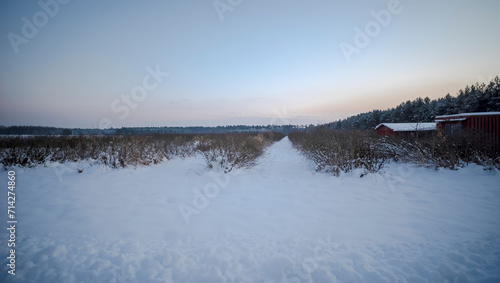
[435,112,500,121]
[374,123,436,132]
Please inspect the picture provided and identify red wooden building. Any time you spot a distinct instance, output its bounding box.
[435,112,500,140]
[374,123,436,137]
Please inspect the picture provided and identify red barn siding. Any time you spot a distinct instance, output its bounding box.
[376,126,394,137]
[435,113,500,141]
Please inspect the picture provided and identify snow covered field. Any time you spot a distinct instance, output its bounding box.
[1,137,500,282]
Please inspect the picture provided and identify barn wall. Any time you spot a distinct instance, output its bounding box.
[438,114,500,141]
[376,126,394,137]
[466,115,500,133]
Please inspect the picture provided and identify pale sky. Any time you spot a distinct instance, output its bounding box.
[1,0,499,128]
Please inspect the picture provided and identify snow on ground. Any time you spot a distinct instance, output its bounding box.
[1,137,500,282]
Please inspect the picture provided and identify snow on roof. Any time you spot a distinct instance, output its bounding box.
[435,112,500,120]
[374,123,436,132]
[440,118,466,122]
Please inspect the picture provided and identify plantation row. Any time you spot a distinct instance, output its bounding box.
[2,131,498,175]
[289,129,500,176]
[0,132,286,172]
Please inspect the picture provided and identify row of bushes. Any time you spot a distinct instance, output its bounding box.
[386,132,500,170]
[289,129,500,176]
[289,130,387,176]
[197,132,285,173]
[0,134,196,169]
[0,132,285,171]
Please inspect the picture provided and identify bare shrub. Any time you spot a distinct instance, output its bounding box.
[0,134,197,169]
[0,132,285,171]
[289,129,386,176]
[385,131,500,170]
[290,128,500,176]
[196,132,285,173]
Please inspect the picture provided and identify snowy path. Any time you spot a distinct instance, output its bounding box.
[1,137,500,282]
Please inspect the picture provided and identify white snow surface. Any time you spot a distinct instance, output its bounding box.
[374,123,436,132]
[435,112,500,119]
[1,137,500,282]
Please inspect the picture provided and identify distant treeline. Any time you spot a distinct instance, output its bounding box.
[0,124,307,136]
[326,76,500,130]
